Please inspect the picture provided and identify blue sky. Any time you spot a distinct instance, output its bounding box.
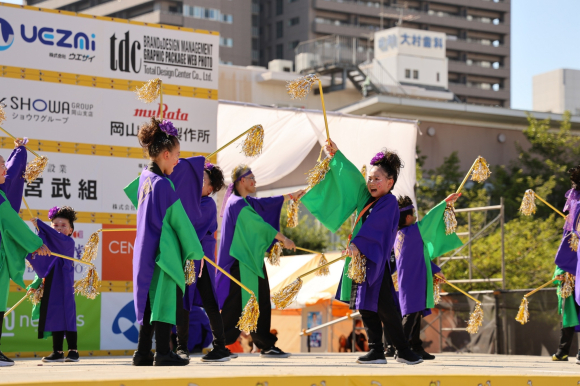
[2,0,578,111]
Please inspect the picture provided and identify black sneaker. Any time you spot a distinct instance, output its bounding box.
[65,350,80,362]
[384,345,395,358]
[176,349,189,360]
[552,351,569,361]
[0,351,14,367]
[396,348,423,365]
[154,351,190,366]
[413,348,435,360]
[132,350,154,366]
[260,346,291,358]
[225,347,238,359]
[201,347,231,362]
[357,348,387,364]
[42,351,65,363]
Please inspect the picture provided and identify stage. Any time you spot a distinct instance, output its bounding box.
[2,353,579,385]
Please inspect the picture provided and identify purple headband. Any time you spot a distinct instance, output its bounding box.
[220,169,253,217]
[399,204,414,212]
[48,206,60,220]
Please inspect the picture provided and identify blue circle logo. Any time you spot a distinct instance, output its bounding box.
[112,300,139,343]
[0,18,14,51]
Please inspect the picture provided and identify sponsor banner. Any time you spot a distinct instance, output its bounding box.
[101,224,135,282]
[100,292,139,350]
[0,77,217,153]
[1,291,101,352]
[0,5,219,90]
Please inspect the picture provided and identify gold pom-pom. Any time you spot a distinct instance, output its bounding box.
[433,276,443,305]
[306,157,331,190]
[287,74,319,100]
[392,271,399,291]
[347,254,367,284]
[569,232,579,252]
[361,165,367,180]
[561,273,575,299]
[272,278,303,309]
[465,302,484,334]
[286,199,299,228]
[519,189,537,216]
[0,103,6,125]
[268,242,283,266]
[29,282,44,306]
[236,294,260,333]
[25,260,33,270]
[444,203,458,235]
[471,156,491,183]
[24,156,48,184]
[74,266,100,300]
[135,78,162,103]
[515,297,529,325]
[315,254,330,277]
[82,230,100,263]
[184,259,196,286]
[241,124,264,157]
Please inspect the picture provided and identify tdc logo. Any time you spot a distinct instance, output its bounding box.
[0,18,15,51]
[112,300,139,343]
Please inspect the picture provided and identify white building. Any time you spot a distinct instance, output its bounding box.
[533,68,580,115]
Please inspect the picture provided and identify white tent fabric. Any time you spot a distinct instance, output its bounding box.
[217,101,418,202]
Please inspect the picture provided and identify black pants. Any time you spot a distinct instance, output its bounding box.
[0,311,4,345]
[176,263,226,351]
[359,268,409,351]
[559,327,576,356]
[222,261,277,349]
[137,286,183,355]
[52,331,78,352]
[402,311,424,351]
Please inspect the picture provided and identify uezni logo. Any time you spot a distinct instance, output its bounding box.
[0,18,14,51]
[110,31,141,73]
[20,24,96,50]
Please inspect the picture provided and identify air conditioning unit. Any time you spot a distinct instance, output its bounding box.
[268,59,294,72]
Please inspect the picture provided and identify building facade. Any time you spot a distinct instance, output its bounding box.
[533,69,580,115]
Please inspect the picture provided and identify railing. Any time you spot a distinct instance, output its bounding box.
[448,60,504,70]
[295,35,374,69]
[449,82,504,92]
[359,60,407,96]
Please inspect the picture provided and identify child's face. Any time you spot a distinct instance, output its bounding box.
[367,166,393,198]
[201,170,213,196]
[405,213,416,226]
[51,218,73,236]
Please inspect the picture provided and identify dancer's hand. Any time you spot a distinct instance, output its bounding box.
[34,244,51,256]
[324,139,338,158]
[281,236,296,251]
[291,189,306,201]
[31,218,38,228]
[436,272,446,281]
[556,274,565,281]
[14,138,26,148]
[343,243,359,258]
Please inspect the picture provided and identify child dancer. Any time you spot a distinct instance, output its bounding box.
[27,207,79,363]
[395,195,462,360]
[128,118,204,366]
[170,158,231,362]
[0,140,50,367]
[301,140,423,365]
[217,164,304,358]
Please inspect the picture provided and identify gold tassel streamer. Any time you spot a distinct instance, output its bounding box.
[433,276,443,305]
[135,78,162,103]
[471,156,492,183]
[315,254,330,277]
[443,203,458,235]
[24,156,48,184]
[236,294,260,333]
[82,230,100,263]
[519,189,537,216]
[306,157,331,190]
[561,273,575,299]
[286,199,299,228]
[25,259,33,270]
[29,282,44,306]
[347,254,367,284]
[287,74,319,100]
[184,259,196,286]
[272,278,303,309]
[240,124,264,157]
[465,302,484,334]
[361,165,367,180]
[74,266,101,300]
[0,104,6,124]
[569,233,579,252]
[268,242,283,266]
[392,271,399,292]
[515,297,529,325]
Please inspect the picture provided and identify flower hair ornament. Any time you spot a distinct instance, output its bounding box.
[370,152,385,165]
[48,206,60,220]
[159,120,178,137]
[204,161,214,171]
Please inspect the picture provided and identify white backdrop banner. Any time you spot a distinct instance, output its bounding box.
[217,102,418,203]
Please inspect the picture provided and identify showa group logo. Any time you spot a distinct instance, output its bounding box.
[0,17,96,52]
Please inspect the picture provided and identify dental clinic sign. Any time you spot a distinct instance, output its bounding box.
[0,4,219,89]
[375,27,445,60]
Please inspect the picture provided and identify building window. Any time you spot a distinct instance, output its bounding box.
[276,0,283,15]
[289,17,300,26]
[436,73,440,82]
[276,44,284,59]
[276,21,284,38]
[405,69,411,79]
[183,5,233,23]
[413,70,419,79]
[219,37,233,47]
[289,0,298,2]
[288,40,300,50]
